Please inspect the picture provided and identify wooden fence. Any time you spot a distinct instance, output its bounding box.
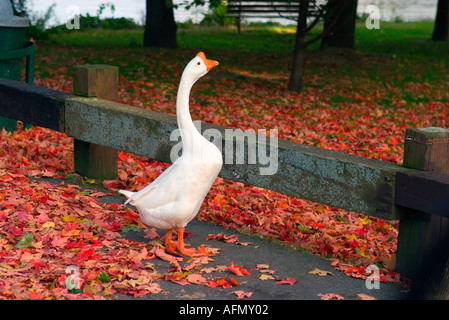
[0,64,448,279]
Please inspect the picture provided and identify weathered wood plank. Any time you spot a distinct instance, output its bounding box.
[403,127,449,174]
[0,78,69,132]
[72,65,119,180]
[64,96,401,220]
[221,137,399,220]
[65,97,178,164]
[73,65,119,101]
[396,127,449,278]
[396,170,449,217]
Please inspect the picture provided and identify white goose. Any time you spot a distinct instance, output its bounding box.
[119,52,222,256]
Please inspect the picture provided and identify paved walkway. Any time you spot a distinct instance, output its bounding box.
[98,190,407,301]
[120,217,407,300]
[35,177,408,301]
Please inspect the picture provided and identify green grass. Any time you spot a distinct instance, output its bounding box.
[178,24,297,52]
[356,21,442,57]
[47,24,297,52]
[46,21,449,57]
[46,21,449,71]
[47,28,145,47]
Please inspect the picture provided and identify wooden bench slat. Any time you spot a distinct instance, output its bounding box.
[227,0,301,3]
[226,0,320,25]
[227,10,299,14]
[228,6,299,10]
[228,7,300,11]
[227,13,299,17]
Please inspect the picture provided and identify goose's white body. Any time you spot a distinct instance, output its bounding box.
[120,142,222,230]
[119,52,222,241]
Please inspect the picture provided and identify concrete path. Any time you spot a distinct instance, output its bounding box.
[34,177,408,301]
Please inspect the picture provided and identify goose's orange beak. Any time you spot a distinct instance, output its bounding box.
[196,52,219,71]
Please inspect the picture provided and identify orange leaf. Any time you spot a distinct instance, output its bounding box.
[61,229,81,237]
[228,261,243,276]
[228,278,239,287]
[213,195,221,205]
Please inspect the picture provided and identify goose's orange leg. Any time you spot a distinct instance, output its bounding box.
[177,227,196,256]
[161,229,177,251]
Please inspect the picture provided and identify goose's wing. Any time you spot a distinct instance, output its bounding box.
[124,158,195,209]
[122,160,177,205]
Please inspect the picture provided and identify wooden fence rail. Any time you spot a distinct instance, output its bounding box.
[0,67,448,279]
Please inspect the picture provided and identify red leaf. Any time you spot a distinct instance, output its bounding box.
[234,290,253,299]
[22,188,33,195]
[40,195,49,203]
[216,278,231,289]
[209,278,239,289]
[275,277,297,285]
[143,228,159,240]
[187,273,207,285]
[118,153,128,162]
[51,235,69,248]
[79,246,95,258]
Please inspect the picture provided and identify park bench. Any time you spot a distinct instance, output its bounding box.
[226,0,320,33]
[0,65,448,281]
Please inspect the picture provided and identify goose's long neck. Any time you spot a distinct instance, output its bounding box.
[176,73,201,154]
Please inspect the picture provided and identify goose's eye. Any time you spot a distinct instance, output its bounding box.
[197,61,201,66]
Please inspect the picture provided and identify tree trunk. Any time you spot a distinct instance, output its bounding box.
[144,0,177,48]
[432,0,449,41]
[288,35,305,92]
[288,0,309,92]
[321,0,357,48]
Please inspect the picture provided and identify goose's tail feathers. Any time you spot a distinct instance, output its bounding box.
[119,190,135,205]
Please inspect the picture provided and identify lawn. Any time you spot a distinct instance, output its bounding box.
[0,21,448,299]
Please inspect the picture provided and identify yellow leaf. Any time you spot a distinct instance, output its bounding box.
[258,274,275,281]
[83,178,97,185]
[89,201,102,209]
[359,216,372,225]
[62,215,77,222]
[31,241,43,249]
[62,215,84,223]
[41,221,55,229]
[308,268,334,277]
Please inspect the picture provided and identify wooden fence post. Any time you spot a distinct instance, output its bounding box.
[72,65,118,180]
[396,127,449,278]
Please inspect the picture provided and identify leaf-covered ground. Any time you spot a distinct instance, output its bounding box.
[1,23,448,299]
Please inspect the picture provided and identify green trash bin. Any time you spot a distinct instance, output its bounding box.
[0,0,35,131]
